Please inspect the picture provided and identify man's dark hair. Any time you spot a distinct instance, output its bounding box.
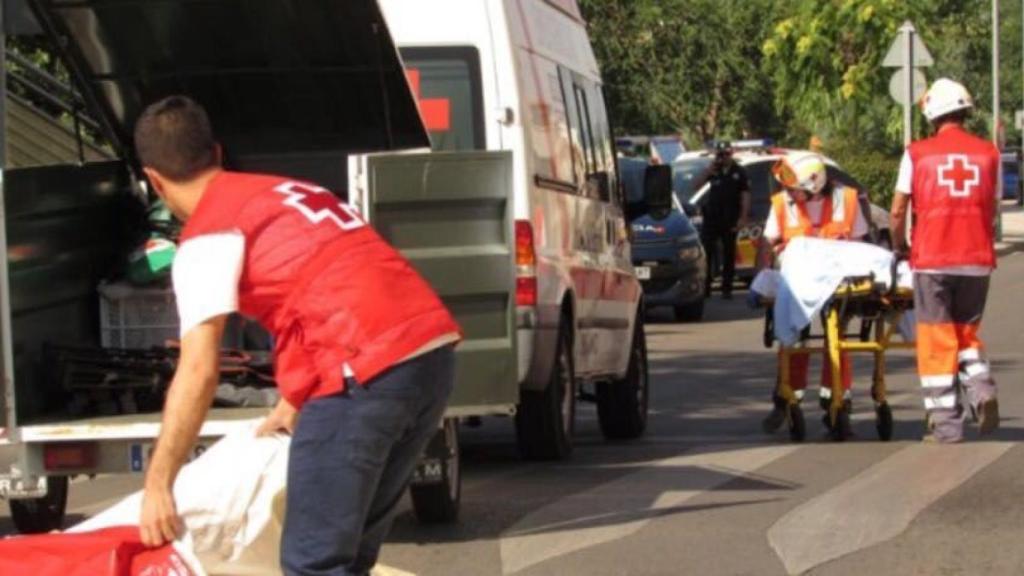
[133,95,217,182]
[933,109,969,127]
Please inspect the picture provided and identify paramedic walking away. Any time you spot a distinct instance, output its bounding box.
[761,152,869,434]
[693,141,751,298]
[890,78,999,444]
[134,96,461,575]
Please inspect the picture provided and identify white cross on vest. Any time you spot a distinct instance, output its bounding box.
[937,154,980,198]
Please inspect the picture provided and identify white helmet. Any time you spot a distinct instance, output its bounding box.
[773,152,827,195]
[921,78,973,122]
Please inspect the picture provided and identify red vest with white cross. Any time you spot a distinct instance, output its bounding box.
[180,171,461,409]
[908,126,998,270]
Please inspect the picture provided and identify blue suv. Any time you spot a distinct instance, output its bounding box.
[621,157,707,321]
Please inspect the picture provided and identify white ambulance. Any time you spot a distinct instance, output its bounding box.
[354,0,650,460]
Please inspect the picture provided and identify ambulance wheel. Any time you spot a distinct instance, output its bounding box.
[410,419,461,524]
[597,319,649,440]
[875,403,894,441]
[674,299,705,322]
[516,315,575,460]
[10,475,68,534]
[831,406,853,442]
[787,405,806,443]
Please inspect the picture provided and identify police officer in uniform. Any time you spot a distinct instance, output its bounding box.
[693,141,751,298]
[134,96,462,575]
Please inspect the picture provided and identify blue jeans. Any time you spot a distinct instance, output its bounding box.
[281,346,455,575]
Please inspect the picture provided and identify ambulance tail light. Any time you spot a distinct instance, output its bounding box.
[44,442,96,471]
[515,220,537,307]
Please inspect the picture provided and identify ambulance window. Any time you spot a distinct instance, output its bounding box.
[584,82,617,204]
[573,86,598,177]
[400,47,485,152]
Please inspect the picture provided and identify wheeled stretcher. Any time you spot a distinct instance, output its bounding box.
[762,270,915,442]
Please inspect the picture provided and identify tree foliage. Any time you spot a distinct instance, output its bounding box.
[584,0,1024,154]
[579,0,781,145]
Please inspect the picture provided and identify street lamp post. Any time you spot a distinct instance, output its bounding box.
[994,0,1002,239]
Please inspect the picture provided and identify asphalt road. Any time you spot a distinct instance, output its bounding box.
[3,252,1023,575]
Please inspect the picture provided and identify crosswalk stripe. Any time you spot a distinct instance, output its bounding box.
[767,442,1013,575]
[498,444,798,575]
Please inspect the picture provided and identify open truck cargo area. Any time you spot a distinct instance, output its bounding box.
[0,0,519,530]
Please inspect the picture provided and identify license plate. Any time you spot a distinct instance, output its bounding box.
[411,458,444,485]
[129,441,210,473]
[634,266,651,280]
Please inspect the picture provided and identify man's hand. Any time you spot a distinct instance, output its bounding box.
[140,483,182,547]
[257,398,299,436]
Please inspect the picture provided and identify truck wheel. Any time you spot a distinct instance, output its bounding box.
[674,299,705,322]
[10,476,68,534]
[516,317,575,460]
[410,419,460,524]
[597,319,649,439]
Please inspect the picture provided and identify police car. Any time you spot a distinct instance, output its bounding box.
[674,143,892,284]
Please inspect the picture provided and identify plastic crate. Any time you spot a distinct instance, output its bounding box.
[99,283,243,349]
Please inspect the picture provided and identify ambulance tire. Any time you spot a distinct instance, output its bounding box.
[10,475,68,534]
[787,405,806,443]
[410,419,461,524]
[875,403,894,441]
[596,319,649,440]
[516,316,575,461]
[674,299,705,322]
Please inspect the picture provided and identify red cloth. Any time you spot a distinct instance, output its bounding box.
[908,126,998,270]
[0,526,195,576]
[180,171,461,409]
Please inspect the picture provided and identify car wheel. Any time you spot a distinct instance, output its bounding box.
[515,315,575,460]
[10,476,68,534]
[674,298,705,322]
[410,418,461,524]
[596,318,649,440]
[876,230,893,251]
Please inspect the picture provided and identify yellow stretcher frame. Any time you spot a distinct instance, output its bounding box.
[766,275,915,442]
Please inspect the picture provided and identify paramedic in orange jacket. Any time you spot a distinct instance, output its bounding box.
[761,152,869,434]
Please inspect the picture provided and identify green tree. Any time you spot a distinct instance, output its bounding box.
[580,0,781,144]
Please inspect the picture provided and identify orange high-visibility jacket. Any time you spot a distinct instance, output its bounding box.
[771,185,859,244]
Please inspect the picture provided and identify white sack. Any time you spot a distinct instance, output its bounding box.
[72,422,290,575]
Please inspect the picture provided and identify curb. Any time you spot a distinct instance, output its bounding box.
[996,239,1024,257]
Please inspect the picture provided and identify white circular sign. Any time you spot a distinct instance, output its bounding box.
[889,69,928,105]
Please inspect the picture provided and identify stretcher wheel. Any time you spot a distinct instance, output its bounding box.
[875,403,894,441]
[830,406,853,442]
[787,404,806,443]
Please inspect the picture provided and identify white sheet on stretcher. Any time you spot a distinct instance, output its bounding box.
[751,237,914,346]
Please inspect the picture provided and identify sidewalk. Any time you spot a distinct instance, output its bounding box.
[997,201,1024,256]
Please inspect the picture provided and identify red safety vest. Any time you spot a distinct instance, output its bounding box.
[908,126,998,270]
[180,171,461,408]
[771,185,859,244]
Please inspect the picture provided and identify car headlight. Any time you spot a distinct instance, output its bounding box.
[678,246,702,261]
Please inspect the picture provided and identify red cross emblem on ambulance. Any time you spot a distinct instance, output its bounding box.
[937,154,980,198]
[275,181,364,231]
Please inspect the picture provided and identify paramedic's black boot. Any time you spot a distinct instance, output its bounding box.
[762,395,788,434]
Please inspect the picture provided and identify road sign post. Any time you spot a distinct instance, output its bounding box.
[884,22,933,146]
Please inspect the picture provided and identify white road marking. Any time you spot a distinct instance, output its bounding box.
[767,442,1013,575]
[499,444,798,575]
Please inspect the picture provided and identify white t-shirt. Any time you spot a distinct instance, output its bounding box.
[763,193,869,243]
[173,231,245,338]
[894,150,997,276]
